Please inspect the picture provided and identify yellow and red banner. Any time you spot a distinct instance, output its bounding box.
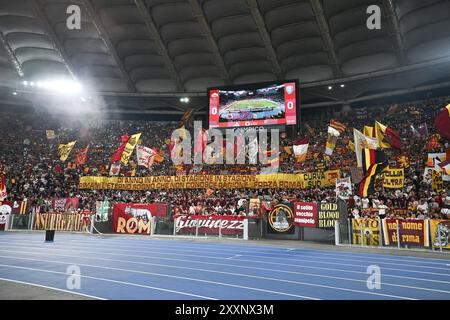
[121,133,142,165]
[58,141,76,162]
[79,170,340,191]
[33,213,91,231]
[352,218,380,246]
[382,167,404,189]
[430,220,450,249]
[382,219,429,247]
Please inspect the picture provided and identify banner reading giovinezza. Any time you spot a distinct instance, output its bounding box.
[293,202,317,227]
[113,203,167,234]
[382,219,429,247]
[175,215,245,235]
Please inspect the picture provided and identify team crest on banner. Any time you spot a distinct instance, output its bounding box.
[335,177,352,200]
[430,220,450,249]
[267,203,294,234]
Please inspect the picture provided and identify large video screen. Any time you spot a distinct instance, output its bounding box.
[208,80,298,129]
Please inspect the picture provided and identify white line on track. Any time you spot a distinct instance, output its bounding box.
[7,238,448,270]
[6,239,449,276]
[0,264,216,300]
[46,235,450,263]
[3,242,449,285]
[1,248,448,296]
[0,255,417,300]
[0,277,106,300]
[4,234,449,263]
[0,260,319,300]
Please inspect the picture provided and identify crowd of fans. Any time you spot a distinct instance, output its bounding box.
[1,95,450,220]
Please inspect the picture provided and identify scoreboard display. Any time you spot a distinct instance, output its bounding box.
[208,80,299,129]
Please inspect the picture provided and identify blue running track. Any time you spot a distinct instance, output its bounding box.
[0,232,449,300]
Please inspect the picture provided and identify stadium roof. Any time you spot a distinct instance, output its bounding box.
[1,0,450,114]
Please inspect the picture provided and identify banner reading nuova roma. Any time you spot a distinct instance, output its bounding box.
[79,170,340,190]
[382,219,429,247]
[352,218,380,246]
[430,219,450,249]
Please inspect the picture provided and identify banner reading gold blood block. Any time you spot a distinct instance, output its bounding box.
[382,219,429,247]
[79,170,340,190]
[352,218,380,245]
[430,219,450,249]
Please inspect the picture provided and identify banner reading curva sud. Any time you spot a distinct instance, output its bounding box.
[174,215,245,235]
[113,203,167,234]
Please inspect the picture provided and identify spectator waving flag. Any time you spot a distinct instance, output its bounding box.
[46,130,56,140]
[358,160,388,197]
[136,145,156,169]
[0,176,7,201]
[353,129,378,167]
[109,162,121,176]
[329,119,346,134]
[427,134,442,151]
[112,134,130,163]
[364,126,375,138]
[438,158,450,175]
[75,145,90,165]
[120,133,142,165]
[58,141,76,162]
[434,103,450,140]
[293,138,309,162]
[375,121,401,149]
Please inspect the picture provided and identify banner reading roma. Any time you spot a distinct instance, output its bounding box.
[113,203,167,234]
[382,219,429,247]
[430,219,450,249]
[79,170,340,190]
[174,215,245,235]
[352,218,380,246]
[33,213,91,231]
[383,168,404,189]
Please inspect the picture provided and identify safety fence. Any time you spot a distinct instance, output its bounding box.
[335,218,450,253]
[2,202,250,240]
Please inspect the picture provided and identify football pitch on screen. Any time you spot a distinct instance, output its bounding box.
[226,99,280,111]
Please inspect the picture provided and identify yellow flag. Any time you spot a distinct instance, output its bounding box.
[364,126,374,137]
[284,146,293,155]
[58,141,77,162]
[46,130,56,140]
[120,133,142,165]
[347,140,355,152]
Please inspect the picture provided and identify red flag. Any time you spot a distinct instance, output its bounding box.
[0,176,7,201]
[435,104,450,141]
[112,135,130,163]
[427,134,442,151]
[76,145,89,165]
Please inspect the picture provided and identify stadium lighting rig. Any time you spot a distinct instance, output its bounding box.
[180,97,190,103]
[21,78,83,96]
